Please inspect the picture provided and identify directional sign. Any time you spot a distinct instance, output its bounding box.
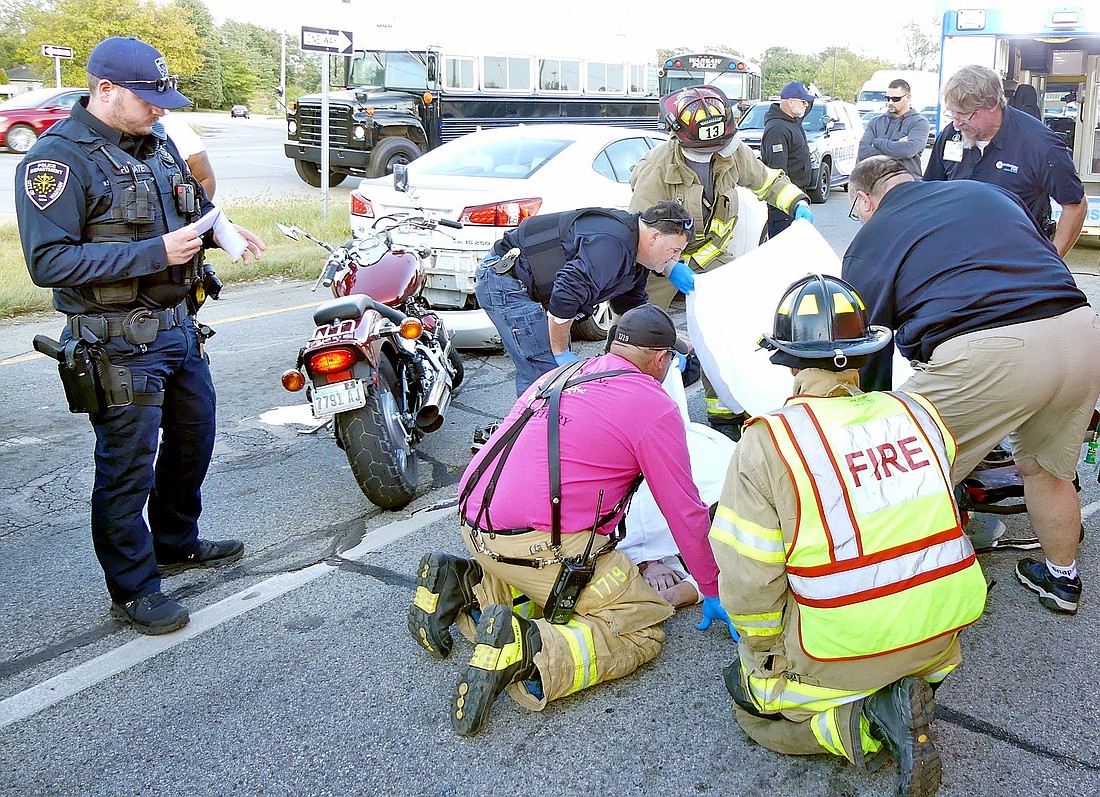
[41,45,73,59]
[300,27,353,55]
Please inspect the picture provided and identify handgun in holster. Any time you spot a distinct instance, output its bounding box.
[33,334,133,414]
[493,247,521,275]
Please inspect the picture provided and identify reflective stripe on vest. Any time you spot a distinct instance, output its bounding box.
[686,215,736,269]
[757,391,986,661]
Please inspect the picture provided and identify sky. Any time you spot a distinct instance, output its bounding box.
[209,0,952,63]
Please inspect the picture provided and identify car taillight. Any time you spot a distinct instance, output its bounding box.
[459,198,542,227]
[307,348,357,375]
[350,191,373,218]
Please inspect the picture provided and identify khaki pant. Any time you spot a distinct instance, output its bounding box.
[456,524,674,710]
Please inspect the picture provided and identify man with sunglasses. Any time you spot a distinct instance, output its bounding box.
[856,79,929,178]
[476,200,695,397]
[842,155,1100,618]
[15,37,265,635]
[924,64,1086,257]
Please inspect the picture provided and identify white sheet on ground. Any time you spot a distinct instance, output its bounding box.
[621,370,735,597]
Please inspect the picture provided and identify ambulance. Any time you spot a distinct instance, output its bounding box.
[939,5,1100,236]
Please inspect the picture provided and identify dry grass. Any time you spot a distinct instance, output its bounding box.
[0,198,351,318]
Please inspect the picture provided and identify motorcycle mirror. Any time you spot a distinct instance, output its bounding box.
[393,164,409,193]
[276,223,301,241]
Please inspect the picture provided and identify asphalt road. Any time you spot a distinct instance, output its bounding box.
[2,128,1100,796]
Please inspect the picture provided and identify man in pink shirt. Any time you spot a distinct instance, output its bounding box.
[408,304,735,735]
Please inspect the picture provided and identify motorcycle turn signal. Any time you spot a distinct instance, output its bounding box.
[281,369,306,392]
[399,318,424,340]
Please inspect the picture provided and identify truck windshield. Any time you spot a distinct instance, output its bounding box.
[347,51,427,90]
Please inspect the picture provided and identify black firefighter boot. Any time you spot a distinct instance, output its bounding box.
[408,552,482,659]
[862,676,941,797]
[451,604,541,736]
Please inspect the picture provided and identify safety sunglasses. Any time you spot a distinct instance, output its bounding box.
[121,75,181,93]
[885,93,909,102]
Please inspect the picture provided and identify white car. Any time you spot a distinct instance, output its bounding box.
[349,124,668,344]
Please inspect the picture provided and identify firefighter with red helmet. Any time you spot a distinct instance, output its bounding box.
[629,85,814,438]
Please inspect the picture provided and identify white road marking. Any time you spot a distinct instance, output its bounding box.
[1082,500,1100,519]
[0,505,453,729]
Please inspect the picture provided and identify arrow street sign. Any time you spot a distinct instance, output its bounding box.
[300,27,354,55]
[41,45,73,59]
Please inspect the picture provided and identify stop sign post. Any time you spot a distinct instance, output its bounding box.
[41,44,73,88]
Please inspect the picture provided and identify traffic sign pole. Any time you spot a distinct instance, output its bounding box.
[299,26,355,220]
[40,44,73,88]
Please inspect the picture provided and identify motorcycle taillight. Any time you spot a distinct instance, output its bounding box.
[307,348,357,375]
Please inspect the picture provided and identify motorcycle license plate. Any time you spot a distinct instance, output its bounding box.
[311,379,366,417]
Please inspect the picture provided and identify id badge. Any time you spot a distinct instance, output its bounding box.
[943,140,964,163]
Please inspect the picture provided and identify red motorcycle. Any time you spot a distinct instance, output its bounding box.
[279,213,464,509]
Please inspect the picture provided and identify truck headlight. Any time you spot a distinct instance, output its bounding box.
[353,124,366,140]
[288,120,297,135]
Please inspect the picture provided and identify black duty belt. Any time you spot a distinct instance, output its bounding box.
[67,301,190,344]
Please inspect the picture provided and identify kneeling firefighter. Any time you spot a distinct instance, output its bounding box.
[408,304,736,735]
[710,275,987,797]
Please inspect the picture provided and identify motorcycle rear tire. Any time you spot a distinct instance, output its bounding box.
[335,359,417,510]
[448,346,465,390]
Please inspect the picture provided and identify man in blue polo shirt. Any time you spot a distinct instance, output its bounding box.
[924,64,1085,257]
[844,155,1100,618]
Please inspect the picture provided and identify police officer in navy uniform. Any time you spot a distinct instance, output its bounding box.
[15,37,266,635]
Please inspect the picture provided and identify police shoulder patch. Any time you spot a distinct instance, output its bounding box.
[24,160,70,211]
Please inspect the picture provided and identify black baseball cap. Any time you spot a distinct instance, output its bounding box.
[608,305,690,354]
[87,37,190,109]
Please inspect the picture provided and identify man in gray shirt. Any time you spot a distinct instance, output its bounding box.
[857,79,930,177]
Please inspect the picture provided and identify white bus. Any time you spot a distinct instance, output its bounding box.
[939,5,1100,236]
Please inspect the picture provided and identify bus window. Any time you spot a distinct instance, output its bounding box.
[539,58,582,92]
[588,62,626,94]
[445,57,476,90]
[484,56,533,91]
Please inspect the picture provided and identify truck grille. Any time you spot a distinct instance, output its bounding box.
[296,103,353,146]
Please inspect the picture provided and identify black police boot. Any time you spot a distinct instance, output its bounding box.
[110,591,190,635]
[158,539,244,577]
[862,677,940,797]
[408,551,482,659]
[451,604,541,737]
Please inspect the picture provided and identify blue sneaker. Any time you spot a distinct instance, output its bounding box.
[1016,558,1081,614]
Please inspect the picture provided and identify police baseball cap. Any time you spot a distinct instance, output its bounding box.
[87,37,190,109]
[780,82,816,104]
[608,305,691,354]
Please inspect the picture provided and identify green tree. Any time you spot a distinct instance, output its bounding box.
[760,46,822,97]
[900,20,940,71]
[814,48,891,102]
[172,0,222,108]
[11,0,199,85]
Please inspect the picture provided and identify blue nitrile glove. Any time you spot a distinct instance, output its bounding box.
[793,203,814,224]
[697,596,739,640]
[672,351,688,372]
[553,350,580,366]
[668,260,696,294]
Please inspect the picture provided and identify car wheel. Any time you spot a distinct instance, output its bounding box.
[808,159,831,204]
[293,159,347,188]
[572,302,614,342]
[367,138,421,178]
[6,124,38,154]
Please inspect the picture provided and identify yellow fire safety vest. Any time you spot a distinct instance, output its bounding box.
[756,391,987,661]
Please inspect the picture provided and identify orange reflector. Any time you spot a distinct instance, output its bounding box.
[400,318,424,339]
[308,348,357,374]
[281,369,306,392]
[423,91,434,105]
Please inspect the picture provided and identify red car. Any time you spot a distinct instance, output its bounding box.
[0,87,88,154]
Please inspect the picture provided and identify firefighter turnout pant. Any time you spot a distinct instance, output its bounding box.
[731,638,961,765]
[456,524,674,710]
